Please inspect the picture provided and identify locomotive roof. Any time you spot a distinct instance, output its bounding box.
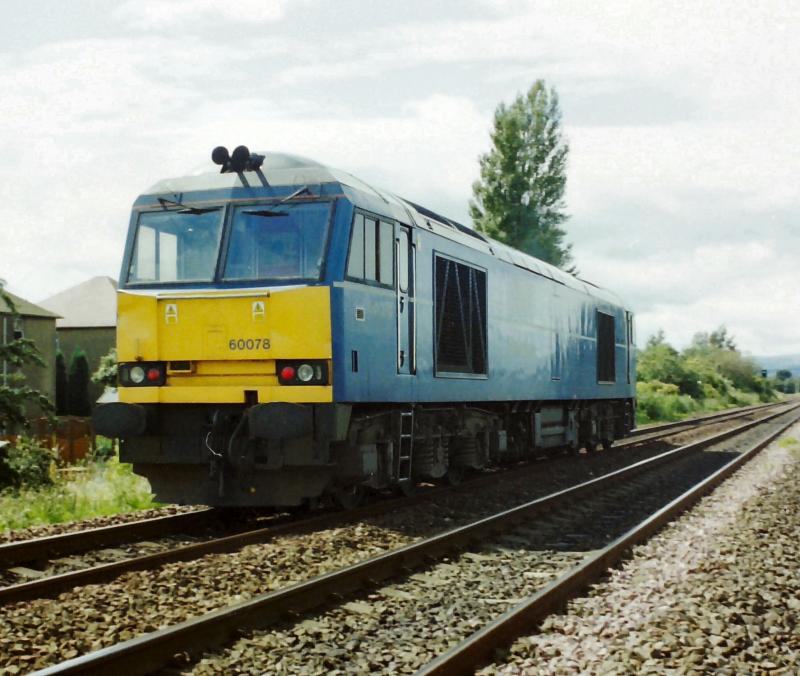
[142,152,624,306]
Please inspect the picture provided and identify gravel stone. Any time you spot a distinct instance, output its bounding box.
[177,412,787,674]
[488,424,800,674]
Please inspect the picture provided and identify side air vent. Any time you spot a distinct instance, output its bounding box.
[434,255,487,375]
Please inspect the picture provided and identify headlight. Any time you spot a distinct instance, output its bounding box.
[277,360,328,386]
[296,364,315,382]
[120,362,165,387]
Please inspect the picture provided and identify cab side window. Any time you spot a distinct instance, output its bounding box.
[346,214,365,278]
[346,213,394,287]
[364,217,377,281]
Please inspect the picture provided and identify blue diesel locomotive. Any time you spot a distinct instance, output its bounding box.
[94,148,636,507]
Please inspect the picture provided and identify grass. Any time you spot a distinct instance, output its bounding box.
[0,455,159,532]
[778,437,800,460]
[635,380,765,426]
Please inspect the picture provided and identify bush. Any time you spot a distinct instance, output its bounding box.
[0,281,53,431]
[0,455,158,531]
[91,436,117,462]
[0,436,58,489]
[55,350,68,415]
[67,348,91,416]
[636,327,777,424]
[92,347,118,389]
[636,381,702,424]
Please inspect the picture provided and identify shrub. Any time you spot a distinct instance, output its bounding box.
[67,348,91,416]
[635,380,702,425]
[55,350,68,415]
[92,435,117,462]
[0,436,58,489]
[637,327,778,423]
[0,455,158,531]
[91,347,118,389]
[0,282,53,431]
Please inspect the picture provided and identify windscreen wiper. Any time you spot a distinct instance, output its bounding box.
[279,186,313,203]
[242,209,288,218]
[243,186,316,217]
[157,197,221,215]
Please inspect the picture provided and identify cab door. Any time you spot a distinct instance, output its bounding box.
[396,225,415,374]
[626,311,634,383]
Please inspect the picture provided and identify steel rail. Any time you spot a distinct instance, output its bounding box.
[0,509,215,567]
[3,401,781,604]
[31,403,798,676]
[418,407,800,675]
[0,480,445,604]
[623,400,782,443]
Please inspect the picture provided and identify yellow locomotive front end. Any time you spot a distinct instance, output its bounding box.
[116,286,332,406]
[100,286,343,506]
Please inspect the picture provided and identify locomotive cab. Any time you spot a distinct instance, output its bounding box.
[94,152,354,506]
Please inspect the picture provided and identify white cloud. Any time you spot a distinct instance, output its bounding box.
[113,0,285,28]
[178,93,488,212]
[577,240,799,355]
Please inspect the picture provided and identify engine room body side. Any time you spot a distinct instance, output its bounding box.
[331,208,634,405]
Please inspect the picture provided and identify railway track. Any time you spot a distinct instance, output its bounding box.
[421,404,800,675]
[0,402,780,607]
[620,400,782,444]
[23,400,798,675]
[0,509,215,568]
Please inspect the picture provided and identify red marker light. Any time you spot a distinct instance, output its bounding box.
[146,368,161,382]
[280,366,296,382]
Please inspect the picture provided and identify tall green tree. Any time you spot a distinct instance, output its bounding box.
[0,282,53,430]
[55,350,67,415]
[66,348,91,417]
[470,79,572,268]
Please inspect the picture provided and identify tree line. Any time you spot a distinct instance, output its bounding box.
[773,369,798,394]
[636,326,776,423]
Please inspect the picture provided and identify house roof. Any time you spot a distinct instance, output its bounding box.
[0,289,60,319]
[39,276,118,328]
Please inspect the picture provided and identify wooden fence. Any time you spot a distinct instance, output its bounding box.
[0,416,94,463]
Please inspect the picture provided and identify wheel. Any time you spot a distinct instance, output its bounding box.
[398,479,418,497]
[582,437,599,453]
[444,466,464,487]
[602,438,614,451]
[334,484,366,510]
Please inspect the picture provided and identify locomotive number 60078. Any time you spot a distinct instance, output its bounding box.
[228,338,270,351]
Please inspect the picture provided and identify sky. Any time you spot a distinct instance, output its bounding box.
[0,0,797,356]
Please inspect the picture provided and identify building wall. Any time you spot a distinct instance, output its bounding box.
[57,326,116,406]
[1,313,57,419]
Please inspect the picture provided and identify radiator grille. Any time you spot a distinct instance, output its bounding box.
[434,256,487,375]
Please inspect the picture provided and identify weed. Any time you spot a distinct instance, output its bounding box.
[0,455,158,532]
